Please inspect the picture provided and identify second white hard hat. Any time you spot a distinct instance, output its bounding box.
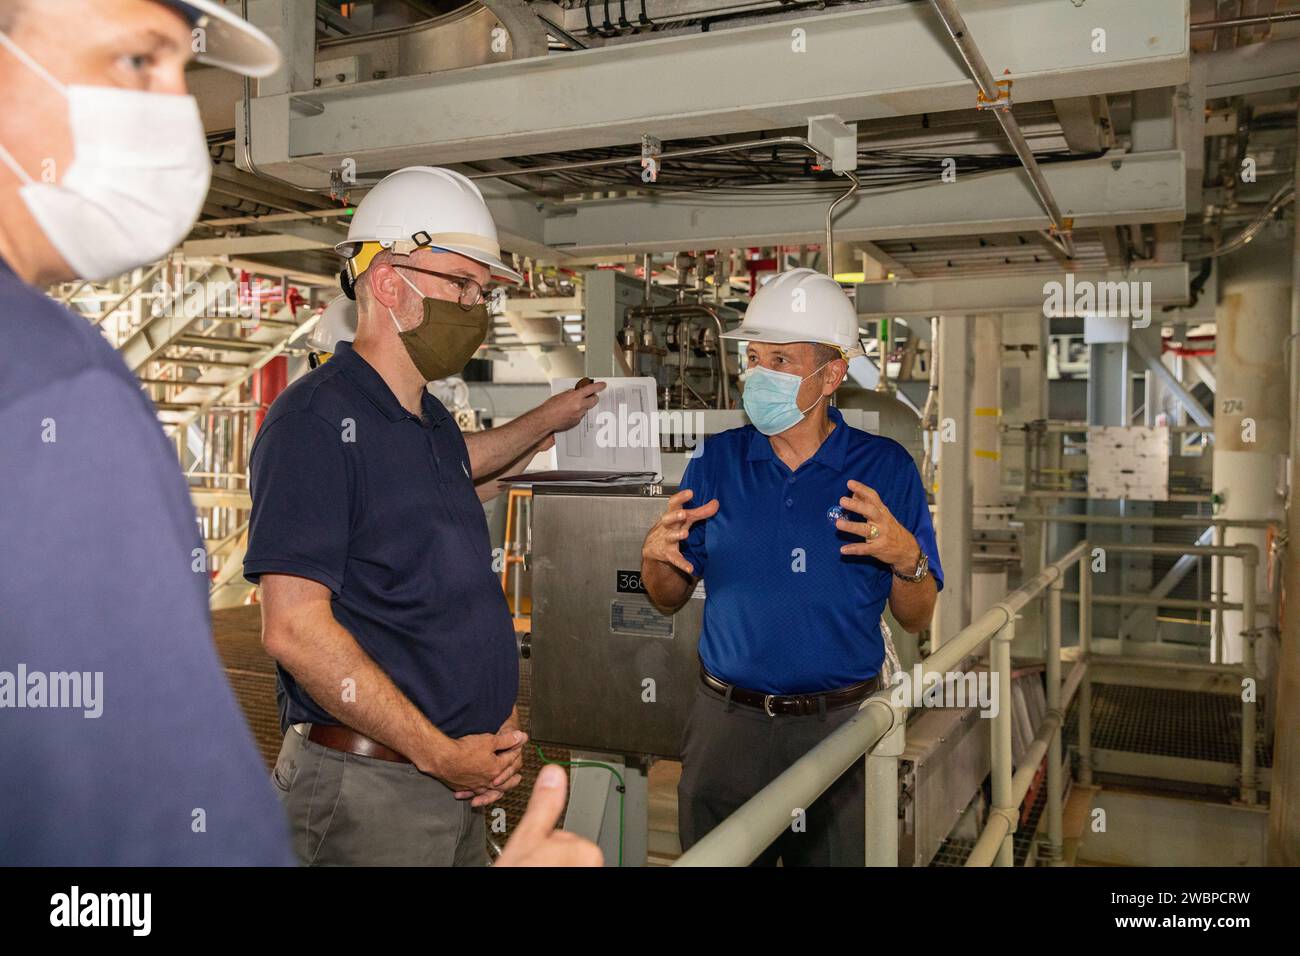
[336,166,522,285]
[307,295,357,354]
[720,268,864,357]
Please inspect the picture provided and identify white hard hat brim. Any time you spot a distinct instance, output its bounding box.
[436,243,523,286]
[163,1,282,78]
[335,240,523,286]
[720,325,865,358]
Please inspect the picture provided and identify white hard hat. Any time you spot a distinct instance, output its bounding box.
[161,1,281,78]
[721,268,864,357]
[336,166,522,285]
[307,296,357,353]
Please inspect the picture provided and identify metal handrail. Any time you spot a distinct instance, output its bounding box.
[673,695,899,867]
[674,541,1090,867]
[671,531,1269,865]
[1016,513,1281,530]
[1071,540,1264,806]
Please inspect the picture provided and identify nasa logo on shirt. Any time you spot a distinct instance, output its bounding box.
[826,503,847,526]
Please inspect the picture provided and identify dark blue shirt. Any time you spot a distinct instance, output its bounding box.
[678,405,943,695]
[0,257,293,865]
[244,342,517,739]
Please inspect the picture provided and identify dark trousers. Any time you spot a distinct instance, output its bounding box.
[677,682,867,866]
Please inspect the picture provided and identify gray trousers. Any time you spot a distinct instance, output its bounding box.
[271,726,488,867]
[677,682,867,866]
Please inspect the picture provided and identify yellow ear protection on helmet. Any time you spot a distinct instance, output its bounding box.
[339,240,452,300]
[340,241,386,300]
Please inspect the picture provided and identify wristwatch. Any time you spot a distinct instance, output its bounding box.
[893,549,929,583]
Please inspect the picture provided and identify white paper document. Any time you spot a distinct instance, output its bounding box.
[498,377,663,485]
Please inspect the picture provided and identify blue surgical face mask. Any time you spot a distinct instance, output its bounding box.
[741,361,830,436]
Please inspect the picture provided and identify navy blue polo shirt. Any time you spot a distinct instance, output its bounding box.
[244,341,517,739]
[0,256,292,865]
[678,404,943,695]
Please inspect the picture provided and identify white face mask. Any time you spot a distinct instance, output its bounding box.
[0,31,211,281]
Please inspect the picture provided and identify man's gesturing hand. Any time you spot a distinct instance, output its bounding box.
[835,479,920,572]
[495,765,603,867]
[642,488,718,576]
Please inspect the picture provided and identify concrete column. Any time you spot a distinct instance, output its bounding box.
[935,316,973,645]
[1212,239,1291,663]
[1002,312,1052,652]
[1267,101,1300,864]
[970,314,1006,620]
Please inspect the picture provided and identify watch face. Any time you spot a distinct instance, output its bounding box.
[899,552,927,580]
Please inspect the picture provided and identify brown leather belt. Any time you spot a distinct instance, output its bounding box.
[700,666,880,716]
[305,723,410,764]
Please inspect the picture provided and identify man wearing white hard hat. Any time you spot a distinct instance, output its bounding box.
[305,294,358,367]
[0,0,293,863]
[244,165,603,866]
[641,268,943,866]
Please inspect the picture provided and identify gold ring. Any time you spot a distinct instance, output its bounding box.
[867,523,880,540]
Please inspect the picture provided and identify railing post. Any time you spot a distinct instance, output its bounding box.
[1240,553,1258,806]
[864,696,905,866]
[1078,550,1093,787]
[991,618,1016,866]
[1046,575,1064,865]
[1213,524,1226,661]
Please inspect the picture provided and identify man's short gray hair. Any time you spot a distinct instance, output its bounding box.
[812,342,846,367]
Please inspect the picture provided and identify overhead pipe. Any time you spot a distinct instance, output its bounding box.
[1191,11,1300,30]
[825,170,861,277]
[1210,179,1296,258]
[927,0,1076,259]
[465,134,824,181]
[642,252,653,304]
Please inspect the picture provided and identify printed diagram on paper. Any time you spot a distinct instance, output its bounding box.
[550,376,662,478]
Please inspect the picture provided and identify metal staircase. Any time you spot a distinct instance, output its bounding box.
[54,260,322,611]
[111,265,315,436]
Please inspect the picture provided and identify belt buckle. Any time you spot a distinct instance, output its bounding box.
[763,694,775,717]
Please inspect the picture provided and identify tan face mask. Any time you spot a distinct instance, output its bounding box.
[390,273,491,382]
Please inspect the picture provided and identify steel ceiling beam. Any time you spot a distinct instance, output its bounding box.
[927,0,1080,257]
[242,0,1189,188]
[1202,36,1300,97]
[853,262,1190,316]
[536,150,1185,258]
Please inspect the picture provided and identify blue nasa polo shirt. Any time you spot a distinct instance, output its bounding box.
[244,342,518,739]
[678,404,943,695]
